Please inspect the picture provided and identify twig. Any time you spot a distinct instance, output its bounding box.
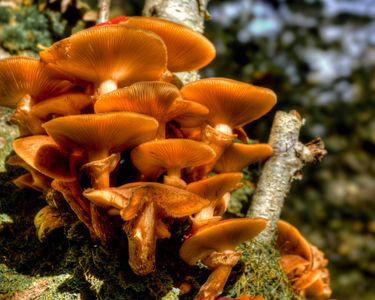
[247,110,327,243]
[143,0,210,84]
[97,0,111,24]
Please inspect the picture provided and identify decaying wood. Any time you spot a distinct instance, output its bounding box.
[247,110,327,243]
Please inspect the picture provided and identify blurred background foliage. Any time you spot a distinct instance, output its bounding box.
[0,0,374,299]
[202,1,375,299]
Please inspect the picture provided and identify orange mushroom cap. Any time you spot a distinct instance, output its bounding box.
[187,173,243,200]
[131,139,216,179]
[84,182,210,219]
[6,155,52,191]
[120,16,216,72]
[179,218,267,265]
[180,78,277,129]
[31,93,93,120]
[214,143,273,173]
[40,25,167,91]
[95,81,208,129]
[94,81,181,115]
[0,56,74,108]
[43,112,159,160]
[12,135,74,181]
[276,220,313,264]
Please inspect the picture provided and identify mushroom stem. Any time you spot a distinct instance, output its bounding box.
[86,150,115,243]
[87,150,111,188]
[155,122,166,139]
[124,201,157,275]
[164,167,186,188]
[11,94,44,135]
[51,180,93,234]
[191,125,234,179]
[96,79,118,95]
[195,251,241,300]
[215,123,233,136]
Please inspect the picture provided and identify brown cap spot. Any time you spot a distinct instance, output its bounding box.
[179,218,267,265]
[181,78,277,128]
[122,16,216,72]
[131,139,216,179]
[214,143,273,173]
[40,26,167,88]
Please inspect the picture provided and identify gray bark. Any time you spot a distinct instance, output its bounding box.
[247,111,326,243]
[97,0,111,24]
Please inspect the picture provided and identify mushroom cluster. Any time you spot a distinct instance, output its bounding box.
[1,16,279,299]
[277,220,332,300]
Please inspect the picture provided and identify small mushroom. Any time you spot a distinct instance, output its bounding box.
[181,78,276,175]
[187,173,243,229]
[214,143,273,173]
[31,93,93,121]
[94,81,208,139]
[179,218,267,300]
[84,182,210,275]
[12,135,75,182]
[131,139,216,188]
[118,16,216,72]
[0,56,74,134]
[181,78,276,136]
[276,221,332,299]
[43,112,159,188]
[6,155,52,192]
[276,220,312,264]
[40,25,167,95]
[44,112,159,243]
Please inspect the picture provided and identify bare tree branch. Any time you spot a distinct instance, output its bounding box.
[97,0,111,24]
[247,110,327,243]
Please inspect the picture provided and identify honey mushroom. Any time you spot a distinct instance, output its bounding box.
[117,16,216,73]
[10,135,92,230]
[0,57,74,135]
[213,143,273,173]
[40,25,167,95]
[83,182,209,275]
[43,112,159,242]
[131,139,216,188]
[180,78,276,176]
[179,218,267,300]
[186,172,243,229]
[31,93,94,122]
[277,220,332,299]
[12,135,76,182]
[94,81,208,139]
[6,155,52,192]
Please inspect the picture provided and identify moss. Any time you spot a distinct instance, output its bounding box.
[0,2,88,55]
[224,240,301,300]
